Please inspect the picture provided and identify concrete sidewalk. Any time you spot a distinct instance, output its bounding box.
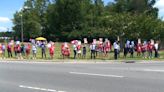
[1,59,164,64]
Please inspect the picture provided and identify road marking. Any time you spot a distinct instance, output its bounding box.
[19,85,66,92]
[70,72,124,78]
[143,69,164,72]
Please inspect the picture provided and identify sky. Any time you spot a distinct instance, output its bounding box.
[0,0,163,32]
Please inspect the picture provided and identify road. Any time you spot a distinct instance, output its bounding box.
[0,61,164,92]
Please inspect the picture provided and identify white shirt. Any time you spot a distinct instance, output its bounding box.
[90,44,96,50]
[154,43,158,50]
[32,45,37,51]
[114,42,119,50]
[73,44,77,50]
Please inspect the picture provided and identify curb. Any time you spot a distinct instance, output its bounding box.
[1,59,164,64]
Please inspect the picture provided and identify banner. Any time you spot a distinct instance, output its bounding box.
[93,39,97,44]
[84,38,88,44]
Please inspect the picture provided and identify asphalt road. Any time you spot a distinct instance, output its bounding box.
[0,61,164,92]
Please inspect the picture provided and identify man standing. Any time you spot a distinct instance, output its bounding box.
[154,41,159,58]
[73,43,77,59]
[90,43,96,59]
[113,41,119,60]
[41,42,46,59]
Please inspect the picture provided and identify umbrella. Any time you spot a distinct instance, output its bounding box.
[35,37,47,41]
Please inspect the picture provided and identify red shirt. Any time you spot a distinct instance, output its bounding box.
[137,44,142,52]
[49,46,55,53]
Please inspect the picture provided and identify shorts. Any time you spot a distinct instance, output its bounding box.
[33,50,37,54]
[0,50,2,54]
[77,50,81,54]
[26,50,30,55]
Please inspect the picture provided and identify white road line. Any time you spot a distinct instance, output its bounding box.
[143,69,164,72]
[19,85,66,92]
[69,72,124,78]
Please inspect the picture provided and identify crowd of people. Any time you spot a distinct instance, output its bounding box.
[0,38,160,60]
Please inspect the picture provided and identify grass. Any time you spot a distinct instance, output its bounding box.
[2,42,164,61]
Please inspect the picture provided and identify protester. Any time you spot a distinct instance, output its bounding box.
[117,41,121,58]
[154,41,159,58]
[82,45,87,59]
[104,40,111,57]
[61,42,70,59]
[16,44,22,59]
[2,43,6,59]
[25,43,31,59]
[21,43,25,57]
[129,41,135,58]
[97,41,103,58]
[142,41,147,58]
[147,41,154,58]
[0,44,2,59]
[77,41,82,58]
[90,43,96,59]
[113,41,119,60]
[73,43,77,59]
[13,43,17,57]
[41,41,46,59]
[49,43,55,59]
[32,43,37,59]
[136,43,142,56]
[124,44,128,58]
[7,43,12,58]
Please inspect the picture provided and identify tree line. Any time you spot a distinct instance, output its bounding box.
[12,0,164,42]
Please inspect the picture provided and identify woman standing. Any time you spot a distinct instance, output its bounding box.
[7,43,12,58]
[49,43,55,59]
[2,44,6,59]
[26,43,31,59]
[0,44,2,59]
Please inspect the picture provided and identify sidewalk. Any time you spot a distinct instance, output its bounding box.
[1,59,164,64]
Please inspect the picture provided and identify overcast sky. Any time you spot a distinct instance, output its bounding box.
[0,0,163,32]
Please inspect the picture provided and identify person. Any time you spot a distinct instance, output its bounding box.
[117,41,121,58]
[129,41,135,58]
[82,45,87,59]
[49,43,55,59]
[113,41,119,60]
[142,41,147,58]
[32,44,37,59]
[73,43,77,59]
[61,43,65,59]
[16,44,22,59]
[61,42,70,59]
[14,44,17,57]
[123,44,128,58]
[0,44,2,59]
[40,42,46,59]
[154,41,159,58]
[90,43,96,59]
[104,40,111,57]
[25,43,31,59]
[77,44,82,58]
[64,47,70,58]
[2,44,6,59]
[97,41,103,58]
[7,43,12,58]
[137,43,142,56]
[147,41,154,58]
[21,43,25,57]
